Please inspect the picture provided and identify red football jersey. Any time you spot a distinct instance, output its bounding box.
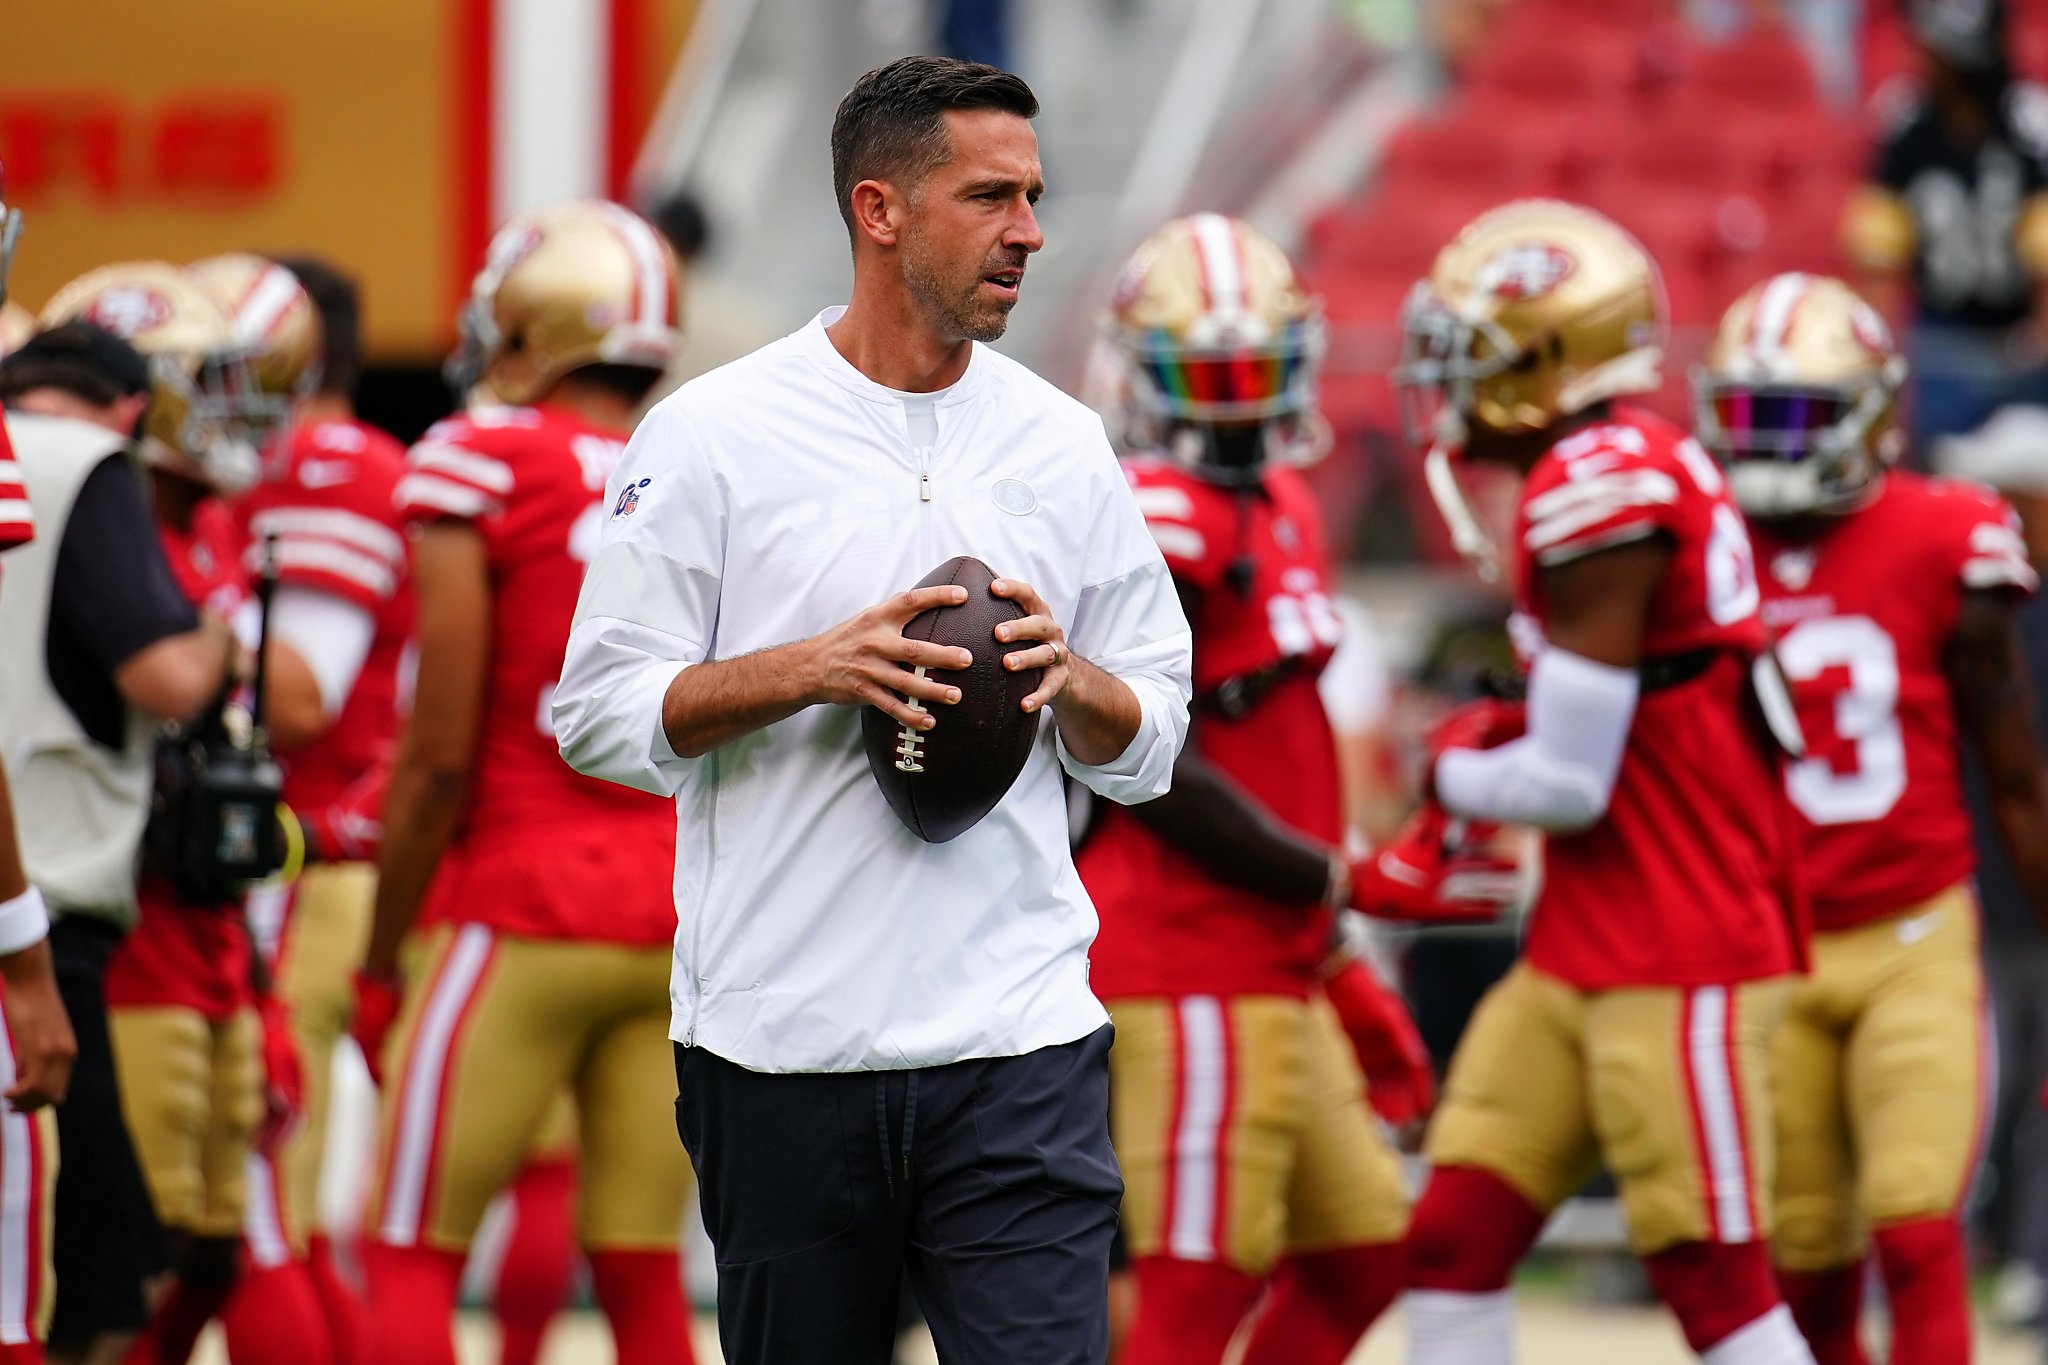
[396,403,676,947]
[105,497,253,1017]
[236,419,414,829]
[1081,457,1344,1000]
[1509,406,1800,990]
[0,419,30,551]
[1752,471,2037,930]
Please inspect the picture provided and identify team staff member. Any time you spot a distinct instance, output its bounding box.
[1698,274,2048,1365]
[39,263,297,1365]
[555,55,1192,1365]
[0,318,239,1365]
[1392,202,1815,1365]
[352,198,695,1365]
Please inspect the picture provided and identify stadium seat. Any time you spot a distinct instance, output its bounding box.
[1376,116,1546,197]
[1686,22,1822,110]
[1463,40,1639,111]
[1607,118,1770,198]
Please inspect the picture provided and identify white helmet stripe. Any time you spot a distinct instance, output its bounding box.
[232,265,303,345]
[596,201,669,329]
[1188,213,1245,315]
[1748,272,1810,367]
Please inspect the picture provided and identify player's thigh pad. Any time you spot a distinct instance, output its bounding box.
[371,925,585,1253]
[276,861,375,1240]
[1841,885,1986,1227]
[1108,995,1310,1275]
[571,945,689,1250]
[1426,963,1601,1215]
[1584,977,1786,1254]
[108,1006,217,1231]
[1283,995,1409,1252]
[1768,976,1862,1271]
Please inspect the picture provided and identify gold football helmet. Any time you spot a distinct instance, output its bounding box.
[1108,213,1327,481]
[0,303,33,361]
[449,199,683,406]
[1696,272,1904,518]
[1395,200,1666,572]
[41,262,268,493]
[189,253,323,453]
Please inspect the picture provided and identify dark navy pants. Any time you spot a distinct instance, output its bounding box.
[675,1025,1121,1365]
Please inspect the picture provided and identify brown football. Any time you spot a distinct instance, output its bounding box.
[860,555,1044,843]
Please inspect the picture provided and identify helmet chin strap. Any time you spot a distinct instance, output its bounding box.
[1424,439,1500,582]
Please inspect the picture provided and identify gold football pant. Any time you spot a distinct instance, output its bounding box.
[1426,962,1787,1254]
[247,860,375,1260]
[1108,993,1408,1275]
[368,924,686,1253]
[109,1005,262,1239]
[1770,883,1986,1272]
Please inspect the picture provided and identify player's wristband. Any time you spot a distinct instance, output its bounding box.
[1323,850,1352,912]
[0,886,50,958]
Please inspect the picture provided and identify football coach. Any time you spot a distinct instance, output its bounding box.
[553,55,1192,1365]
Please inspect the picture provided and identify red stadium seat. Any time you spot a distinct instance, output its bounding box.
[1607,118,1770,198]
[1376,116,1547,197]
[1464,39,1639,112]
[1685,22,1822,110]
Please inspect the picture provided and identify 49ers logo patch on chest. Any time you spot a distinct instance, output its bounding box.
[1478,244,1576,302]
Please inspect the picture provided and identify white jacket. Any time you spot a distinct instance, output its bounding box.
[555,310,1193,1072]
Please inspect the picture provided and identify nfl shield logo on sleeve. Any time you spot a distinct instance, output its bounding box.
[613,478,651,519]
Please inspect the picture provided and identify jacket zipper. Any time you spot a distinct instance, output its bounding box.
[916,440,934,564]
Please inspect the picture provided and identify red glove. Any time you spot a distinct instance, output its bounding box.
[1424,697,1527,797]
[1350,804,1524,924]
[351,969,404,1088]
[255,993,304,1157]
[1320,956,1435,1127]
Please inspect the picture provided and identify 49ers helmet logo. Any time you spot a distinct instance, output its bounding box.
[1477,243,1576,302]
[81,286,171,338]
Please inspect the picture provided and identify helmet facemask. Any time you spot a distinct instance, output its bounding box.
[149,343,270,495]
[1395,284,1531,579]
[1695,363,1904,518]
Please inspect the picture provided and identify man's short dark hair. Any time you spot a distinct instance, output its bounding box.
[274,254,364,398]
[0,322,151,409]
[650,191,712,262]
[830,55,1038,236]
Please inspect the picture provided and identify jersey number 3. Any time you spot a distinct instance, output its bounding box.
[1776,614,1906,824]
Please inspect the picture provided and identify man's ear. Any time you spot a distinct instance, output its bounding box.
[849,178,904,248]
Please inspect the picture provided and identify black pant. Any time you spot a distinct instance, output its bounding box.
[47,915,168,1348]
[675,1025,1121,1365]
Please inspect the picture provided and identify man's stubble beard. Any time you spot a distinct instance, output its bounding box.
[903,224,1015,345]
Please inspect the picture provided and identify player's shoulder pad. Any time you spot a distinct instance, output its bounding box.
[400,408,537,521]
[1121,455,1233,584]
[1919,472,2039,594]
[1522,416,1696,563]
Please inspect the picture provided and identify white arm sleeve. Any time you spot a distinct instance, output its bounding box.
[269,584,377,717]
[1434,647,1639,833]
[554,405,720,798]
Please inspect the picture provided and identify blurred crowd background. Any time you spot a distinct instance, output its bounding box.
[15,0,2048,1355]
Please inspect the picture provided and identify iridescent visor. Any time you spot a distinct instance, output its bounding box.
[1133,326,1315,420]
[1707,384,1857,462]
